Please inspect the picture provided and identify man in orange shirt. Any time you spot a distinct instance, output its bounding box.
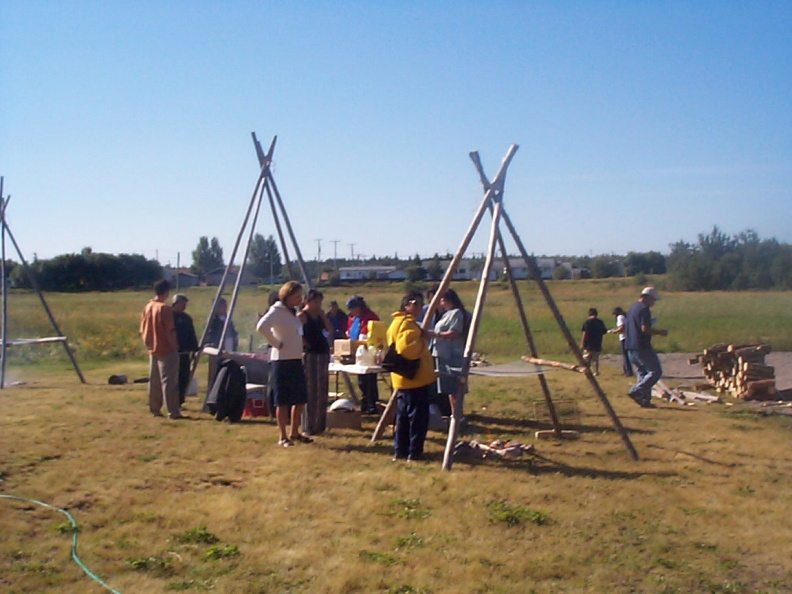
[140,279,183,419]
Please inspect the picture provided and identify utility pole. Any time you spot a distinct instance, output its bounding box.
[330,239,340,271]
[348,243,356,259]
[315,238,322,261]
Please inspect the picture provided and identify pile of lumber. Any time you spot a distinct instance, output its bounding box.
[689,343,777,401]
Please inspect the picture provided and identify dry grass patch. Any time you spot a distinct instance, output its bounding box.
[2,362,792,592]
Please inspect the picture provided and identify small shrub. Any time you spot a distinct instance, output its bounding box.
[126,555,174,574]
[389,498,431,521]
[205,544,240,560]
[52,521,77,534]
[359,550,397,565]
[173,525,220,545]
[486,501,548,527]
[394,532,424,550]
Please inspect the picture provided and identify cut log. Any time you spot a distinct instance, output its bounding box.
[679,390,721,403]
[521,356,586,373]
[534,429,580,440]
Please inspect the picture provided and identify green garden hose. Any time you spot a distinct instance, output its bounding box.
[0,493,121,594]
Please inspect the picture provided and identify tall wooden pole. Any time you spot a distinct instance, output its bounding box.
[192,153,269,381]
[252,133,313,290]
[499,207,639,461]
[262,179,294,280]
[441,146,517,470]
[469,152,562,437]
[220,173,266,353]
[2,221,85,384]
[420,145,519,332]
[443,179,506,470]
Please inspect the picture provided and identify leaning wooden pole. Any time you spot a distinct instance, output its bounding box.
[252,134,295,281]
[252,133,313,289]
[384,160,495,444]
[192,152,270,381]
[420,145,519,332]
[500,207,639,460]
[469,152,563,437]
[1,180,7,388]
[267,174,313,290]
[442,186,505,471]
[3,224,85,384]
[220,173,267,352]
[498,238,562,436]
[262,179,295,280]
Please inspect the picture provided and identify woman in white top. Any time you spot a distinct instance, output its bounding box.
[256,281,313,447]
[608,306,633,376]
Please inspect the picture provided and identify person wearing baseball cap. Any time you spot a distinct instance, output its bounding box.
[624,287,668,408]
[171,293,198,405]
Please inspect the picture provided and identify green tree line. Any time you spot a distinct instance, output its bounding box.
[9,248,161,292]
[666,227,792,291]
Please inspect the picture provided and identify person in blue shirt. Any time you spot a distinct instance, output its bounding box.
[624,287,668,408]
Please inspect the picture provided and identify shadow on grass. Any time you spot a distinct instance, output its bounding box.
[324,421,666,481]
[465,414,655,437]
[645,444,736,468]
[328,440,674,481]
[523,451,676,480]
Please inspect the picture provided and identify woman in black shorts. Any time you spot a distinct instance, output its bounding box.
[256,281,313,447]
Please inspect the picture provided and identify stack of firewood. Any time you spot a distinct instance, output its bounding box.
[689,343,777,401]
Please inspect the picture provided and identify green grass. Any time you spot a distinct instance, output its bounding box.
[3,278,791,366]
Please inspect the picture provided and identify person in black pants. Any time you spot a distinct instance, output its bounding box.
[171,293,199,404]
[386,290,437,462]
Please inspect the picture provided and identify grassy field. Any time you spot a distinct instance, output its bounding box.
[2,279,792,593]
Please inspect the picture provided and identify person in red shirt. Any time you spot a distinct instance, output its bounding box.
[140,279,183,419]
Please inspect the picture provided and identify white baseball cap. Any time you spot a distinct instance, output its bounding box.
[641,287,660,300]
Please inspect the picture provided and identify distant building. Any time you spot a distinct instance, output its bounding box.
[420,259,485,281]
[205,266,256,286]
[499,257,556,280]
[338,266,398,281]
[162,267,200,288]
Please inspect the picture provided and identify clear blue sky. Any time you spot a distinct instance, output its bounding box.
[2,1,790,267]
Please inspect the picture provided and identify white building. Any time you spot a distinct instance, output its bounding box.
[338,266,398,281]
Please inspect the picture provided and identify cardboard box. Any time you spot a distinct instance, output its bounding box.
[326,409,362,430]
[333,339,365,357]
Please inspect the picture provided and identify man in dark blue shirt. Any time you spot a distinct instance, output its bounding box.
[624,287,668,407]
[580,308,608,376]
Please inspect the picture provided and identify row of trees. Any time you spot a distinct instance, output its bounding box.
[666,227,792,290]
[5,227,789,292]
[8,248,161,291]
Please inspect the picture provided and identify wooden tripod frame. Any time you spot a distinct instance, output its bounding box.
[191,134,313,377]
[384,147,638,469]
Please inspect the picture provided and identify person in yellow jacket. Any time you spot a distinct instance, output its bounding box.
[386,289,437,461]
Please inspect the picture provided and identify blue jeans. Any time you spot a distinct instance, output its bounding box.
[627,348,662,399]
[620,339,633,376]
[394,385,430,459]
